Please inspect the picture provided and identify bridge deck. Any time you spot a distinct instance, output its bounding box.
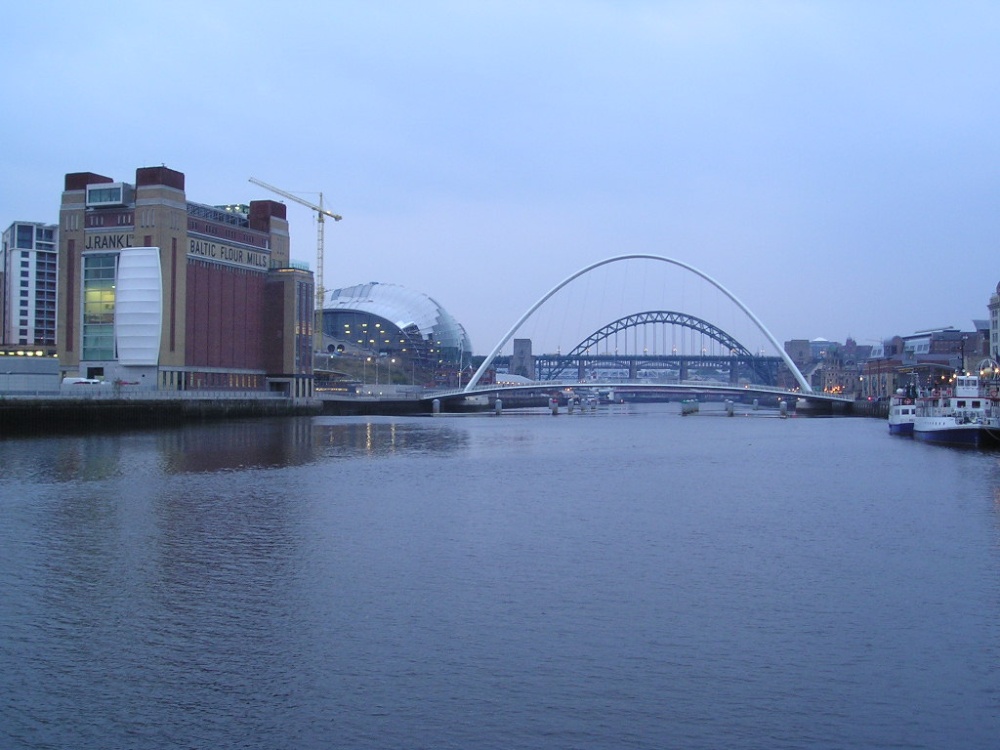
[436,380,852,404]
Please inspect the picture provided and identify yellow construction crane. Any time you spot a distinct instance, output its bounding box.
[248,177,342,325]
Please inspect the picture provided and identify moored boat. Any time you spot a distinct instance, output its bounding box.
[887,385,918,436]
[912,373,999,448]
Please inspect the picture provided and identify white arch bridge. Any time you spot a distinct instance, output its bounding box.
[464,253,813,392]
[431,254,854,411]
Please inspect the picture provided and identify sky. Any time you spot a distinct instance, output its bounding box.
[2,1,998,357]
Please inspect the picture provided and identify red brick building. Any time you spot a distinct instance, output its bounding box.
[57,166,314,397]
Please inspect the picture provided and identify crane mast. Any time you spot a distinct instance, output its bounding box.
[248,177,342,348]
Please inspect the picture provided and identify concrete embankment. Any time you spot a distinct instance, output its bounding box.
[0,397,322,437]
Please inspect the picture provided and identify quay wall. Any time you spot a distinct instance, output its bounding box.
[320,398,430,416]
[848,399,889,419]
[0,396,322,436]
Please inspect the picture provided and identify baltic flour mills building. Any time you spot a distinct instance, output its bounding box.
[56,166,315,397]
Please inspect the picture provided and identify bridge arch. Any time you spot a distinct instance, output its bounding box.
[569,310,753,359]
[463,254,811,393]
[543,310,770,382]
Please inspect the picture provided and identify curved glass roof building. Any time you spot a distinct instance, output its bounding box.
[321,282,472,366]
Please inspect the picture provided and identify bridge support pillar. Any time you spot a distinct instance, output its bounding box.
[628,359,638,379]
[730,358,739,385]
[679,360,688,381]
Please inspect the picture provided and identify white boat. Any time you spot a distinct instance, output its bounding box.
[887,386,917,436]
[912,374,999,448]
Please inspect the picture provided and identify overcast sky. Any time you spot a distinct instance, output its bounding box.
[3,1,998,356]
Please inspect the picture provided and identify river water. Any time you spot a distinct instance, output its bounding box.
[2,403,999,749]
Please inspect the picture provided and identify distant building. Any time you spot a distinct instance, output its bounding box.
[972,319,991,362]
[814,342,857,395]
[859,337,905,400]
[989,283,1000,359]
[321,281,472,368]
[809,337,831,360]
[56,166,314,396]
[783,339,811,367]
[901,327,980,372]
[859,328,985,399]
[511,338,534,379]
[1,221,58,348]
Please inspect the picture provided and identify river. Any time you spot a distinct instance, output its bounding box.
[2,403,998,749]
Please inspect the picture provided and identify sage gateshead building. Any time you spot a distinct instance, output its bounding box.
[57,166,315,397]
[322,282,472,368]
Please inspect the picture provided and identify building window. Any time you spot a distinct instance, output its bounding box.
[82,253,117,360]
[15,224,34,248]
[87,186,122,205]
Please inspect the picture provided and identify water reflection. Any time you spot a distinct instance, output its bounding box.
[157,418,319,473]
[0,416,471,482]
[313,417,469,459]
[0,434,140,484]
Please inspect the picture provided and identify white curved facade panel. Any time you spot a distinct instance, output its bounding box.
[115,247,162,366]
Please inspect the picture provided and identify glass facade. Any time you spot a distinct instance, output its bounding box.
[86,185,123,205]
[82,254,117,360]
